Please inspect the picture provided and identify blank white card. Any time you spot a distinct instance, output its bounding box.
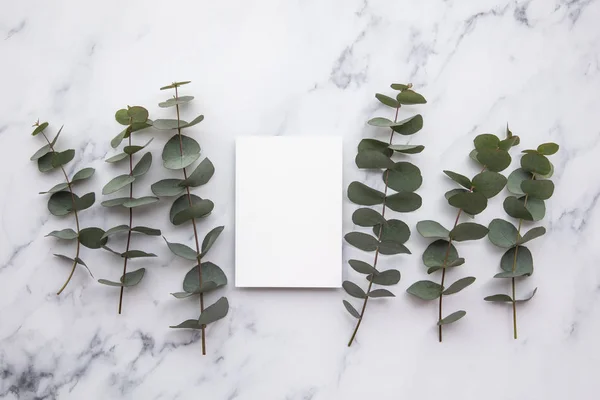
[235,136,342,288]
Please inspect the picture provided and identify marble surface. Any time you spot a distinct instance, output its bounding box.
[1,0,599,399]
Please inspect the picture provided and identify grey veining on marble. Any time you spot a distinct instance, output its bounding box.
[1,0,600,399]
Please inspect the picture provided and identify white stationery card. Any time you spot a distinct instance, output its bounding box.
[235,136,342,288]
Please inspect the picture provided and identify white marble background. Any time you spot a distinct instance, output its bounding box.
[1,0,599,399]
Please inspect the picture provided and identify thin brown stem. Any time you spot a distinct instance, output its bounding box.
[118,133,135,314]
[348,106,400,347]
[41,131,81,295]
[175,86,206,355]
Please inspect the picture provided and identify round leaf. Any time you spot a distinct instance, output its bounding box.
[386,162,422,192]
[172,200,214,225]
[406,280,443,300]
[153,119,185,130]
[170,194,202,223]
[367,269,400,286]
[101,225,130,239]
[343,281,366,299]
[518,226,545,245]
[476,148,511,172]
[442,277,475,295]
[344,232,378,252]
[127,106,148,123]
[132,152,152,177]
[74,192,95,212]
[124,138,153,155]
[160,81,191,90]
[521,153,551,175]
[31,122,49,136]
[51,149,75,168]
[159,95,195,108]
[352,208,385,227]
[151,179,186,197]
[378,241,410,255]
[115,109,130,125]
[373,219,410,244]
[101,197,129,208]
[507,169,531,196]
[375,93,399,108]
[395,90,426,105]
[416,220,449,240]
[182,262,227,293]
[355,150,394,169]
[391,115,423,135]
[162,134,201,170]
[347,182,385,206]
[521,179,554,200]
[385,192,422,212]
[48,191,74,216]
[122,196,159,208]
[525,197,545,221]
[99,268,145,287]
[449,223,488,242]
[537,143,559,156]
[473,134,499,151]
[423,240,459,267]
[105,152,129,163]
[179,158,215,187]
[443,170,471,189]
[472,171,507,198]
[447,191,487,215]
[197,297,229,326]
[38,152,56,172]
[79,227,108,249]
[31,144,51,161]
[499,246,533,277]
[201,226,224,257]
[488,219,519,248]
[358,138,392,157]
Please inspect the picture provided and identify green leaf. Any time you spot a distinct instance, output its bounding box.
[343,281,366,299]
[122,196,159,208]
[39,182,69,194]
[201,226,224,257]
[169,194,201,222]
[503,196,532,220]
[443,277,475,295]
[160,81,191,90]
[473,134,499,151]
[31,122,49,136]
[373,219,410,244]
[367,269,400,285]
[391,115,423,136]
[153,119,185,130]
[358,138,392,157]
[423,240,459,267]
[51,149,75,168]
[498,246,533,277]
[521,179,554,200]
[367,117,396,127]
[472,171,507,198]
[349,259,378,275]
[385,192,422,212]
[406,280,443,300]
[102,174,135,195]
[159,95,195,108]
[445,188,467,200]
[344,232,378,252]
[476,148,511,172]
[518,226,545,244]
[31,144,51,161]
[378,241,410,255]
[182,262,227,294]
[343,300,360,318]
[416,220,449,240]
[447,191,487,215]
[181,115,204,129]
[537,143,559,156]
[74,192,95,212]
[127,106,149,123]
[469,149,479,163]
[38,152,56,172]
[101,197,129,207]
[98,268,145,287]
[179,158,215,187]
[395,90,427,105]
[516,287,538,302]
[388,144,425,154]
[390,83,410,90]
[369,289,395,298]
[132,152,152,177]
[122,250,157,259]
[375,93,399,108]
[347,182,385,205]
[524,197,545,221]
[53,254,93,277]
[46,228,78,240]
[79,227,108,249]
[427,258,465,274]
[488,219,519,248]
[484,294,513,302]
[101,225,129,239]
[115,109,130,125]
[105,152,129,163]
[48,191,74,216]
[499,136,519,151]
[172,200,214,225]
[443,170,472,189]
[352,208,385,227]
[197,297,229,326]
[355,150,394,169]
[521,153,551,175]
[111,129,127,148]
[449,223,488,242]
[72,167,95,183]
[124,138,153,155]
[163,236,198,261]
[162,134,200,170]
[169,319,202,329]
[438,310,466,325]
[386,162,422,192]
[507,168,531,195]
[151,179,186,197]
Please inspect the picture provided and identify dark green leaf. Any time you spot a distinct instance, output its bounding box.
[367,269,400,285]
[473,134,499,151]
[427,257,465,274]
[162,134,200,169]
[438,310,466,325]
[51,149,75,168]
[525,197,545,221]
[102,175,135,195]
[416,220,449,240]
[48,191,74,216]
[444,188,467,200]
[537,143,559,156]
[355,150,394,169]
[406,280,443,300]
[46,228,78,240]
[31,122,49,136]
[115,109,130,125]
[124,138,153,155]
[343,300,360,318]
[151,179,186,197]
[352,208,385,227]
[122,250,157,259]
[499,136,519,151]
[105,152,129,163]
[386,192,422,212]
[395,90,427,105]
[38,152,56,172]
[79,227,108,249]
[159,95,195,108]
[344,232,378,252]
[516,288,538,302]
[488,219,519,248]
[369,289,395,298]
[472,171,507,198]
[375,93,399,108]
[72,167,95,183]
[448,191,487,215]
[519,226,545,244]
[390,83,410,90]
[378,241,410,255]
[132,152,152,177]
[498,246,533,277]
[172,200,214,225]
[201,226,224,257]
[388,144,425,154]
[98,268,145,287]
[179,158,214,187]
[74,192,95,212]
[343,281,366,298]
[521,153,551,175]
[391,115,423,135]
[476,148,511,172]
[347,182,385,205]
[521,179,554,200]
[198,297,229,326]
[423,240,459,267]
[164,236,198,261]
[169,194,201,223]
[373,219,410,244]
[182,263,227,294]
[358,138,392,157]
[449,223,488,242]
[31,144,51,161]
[127,106,149,123]
[443,277,475,295]
[349,260,377,275]
[484,294,513,302]
[101,225,129,239]
[443,170,471,189]
[386,162,422,192]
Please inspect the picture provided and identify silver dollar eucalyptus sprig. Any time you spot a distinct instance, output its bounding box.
[151,81,227,355]
[31,121,103,294]
[409,128,519,342]
[344,83,426,347]
[98,106,161,314]
[484,140,558,338]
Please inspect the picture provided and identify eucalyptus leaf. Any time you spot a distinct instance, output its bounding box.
[343,281,366,299]
[473,134,499,151]
[122,196,159,208]
[444,188,467,200]
[518,226,545,244]
[115,109,130,125]
[503,196,532,220]
[390,83,410,90]
[367,117,396,128]
[105,152,129,163]
[516,287,538,302]
[386,162,422,192]
[163,236,198,261]
[521,179,554,200]
[525,197,546,221]
[472,171,507,198]
[347,181,385,205]
[124,138,153,155]
[102,175,135,195]
[179,158,215,187]
[373,219,410,244]
[101,224,130,239]
[369,289,395,298]
[348,259,378,275]
[39,182,68,194]
[447,191,487,215]
[153,119,186,130]
[449,223,488,242]
[38,152,56,172]
[74,192,95,212]
[200,226,224,257]
[499,246,533,277]
[151,179,186,197]
[172,200,214,225]
[395,90,426,105]
[476,148,511,172]
[51,149,75,168]
[54,254,93,277]
[521,153,551,175]
[101,197,129,207]
[46,228,78,240]
[443,170,472,189]
[48,191,74,216]
[111,129,127,149]
[160,81,191,90]
[355,150,394,169]
[31,122,49,136]
[391,115,423,136]
[375,93,399,108]
[98,268,145,287]
[159,95,195,108]
[182,262,227,294]
[121,250,157,259]
[484,294,513,302]
[406,280,443,300]
[416,220,450,240]
[169,194,203,223]
[72,168,95,183]
[352,208,385,227]
[132,152,152,177]
[181,115,204,129]
[79,227,108,249]
[388,144,425,154]
[442,277,475,295]
[197,297,229,326]
[423,240,459,267]
[31,144,51,161]
[343,300,361,318]
[367,269,400,285]
[169,319,202,329]
[378,241,410,255]
[438,310,466,325]
[162,134,200,169]
[358,138,392,157]
[488,219,519,248]
[344,232,378,252]
[127,106,149,123]
[385,192,422,212]
[537,143,559,156]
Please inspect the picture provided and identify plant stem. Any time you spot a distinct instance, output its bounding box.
[175,86,206,355]
[118,133,135,314]
[347,106,400,347]
[510,173,534,339]
[41,131,81,295]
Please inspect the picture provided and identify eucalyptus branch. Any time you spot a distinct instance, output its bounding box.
[485,140,559,338]
[343,83,426,346]
[151,80,228,355]
[31,121,99,294]
[409,128,519,342]
[98,106,160,314]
